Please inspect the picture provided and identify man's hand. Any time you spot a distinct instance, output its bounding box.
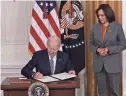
[68,70,76,75]
[33,72,43,79]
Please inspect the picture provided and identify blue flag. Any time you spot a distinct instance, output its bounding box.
[59,1,85,74]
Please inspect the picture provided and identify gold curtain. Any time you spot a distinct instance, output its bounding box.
[83,1,122,96]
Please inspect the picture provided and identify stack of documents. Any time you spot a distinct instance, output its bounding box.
[36,72,76,82]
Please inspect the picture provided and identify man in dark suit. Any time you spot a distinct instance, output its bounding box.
[21,36,75,79]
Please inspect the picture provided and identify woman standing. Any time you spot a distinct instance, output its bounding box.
[89,4,126,96]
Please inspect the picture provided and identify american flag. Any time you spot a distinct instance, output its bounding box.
[60,16,70,28]
[28,1,61,55]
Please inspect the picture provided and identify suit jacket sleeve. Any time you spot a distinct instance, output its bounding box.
[21,52,38,78]
[89,25,99,54]
[108,24,126,54]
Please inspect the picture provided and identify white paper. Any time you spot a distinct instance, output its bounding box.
[18,77,27,80]
[36,76,59,82]
[35,72,76,82]
[51,72,76,80]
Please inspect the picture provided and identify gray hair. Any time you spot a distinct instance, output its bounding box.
[47,36,61,47]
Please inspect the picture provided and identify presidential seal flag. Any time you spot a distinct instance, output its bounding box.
[59,1,85,74]
[28,1,61,55]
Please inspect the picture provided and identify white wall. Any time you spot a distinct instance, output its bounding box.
[1,1,34,95]
[122,1,126,96]
[1,1,33,82]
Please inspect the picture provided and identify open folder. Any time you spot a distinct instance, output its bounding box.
[36,72,76,82]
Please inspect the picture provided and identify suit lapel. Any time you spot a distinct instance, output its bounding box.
[45,50,51,74]
[103,22,115,43]
[54,51,61,74]
[97,23,104,45]
[99,24,103,43]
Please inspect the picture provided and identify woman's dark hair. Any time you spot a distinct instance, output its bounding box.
[96,4,115,23]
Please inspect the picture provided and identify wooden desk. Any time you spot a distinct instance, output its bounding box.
[1,77,80,96]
